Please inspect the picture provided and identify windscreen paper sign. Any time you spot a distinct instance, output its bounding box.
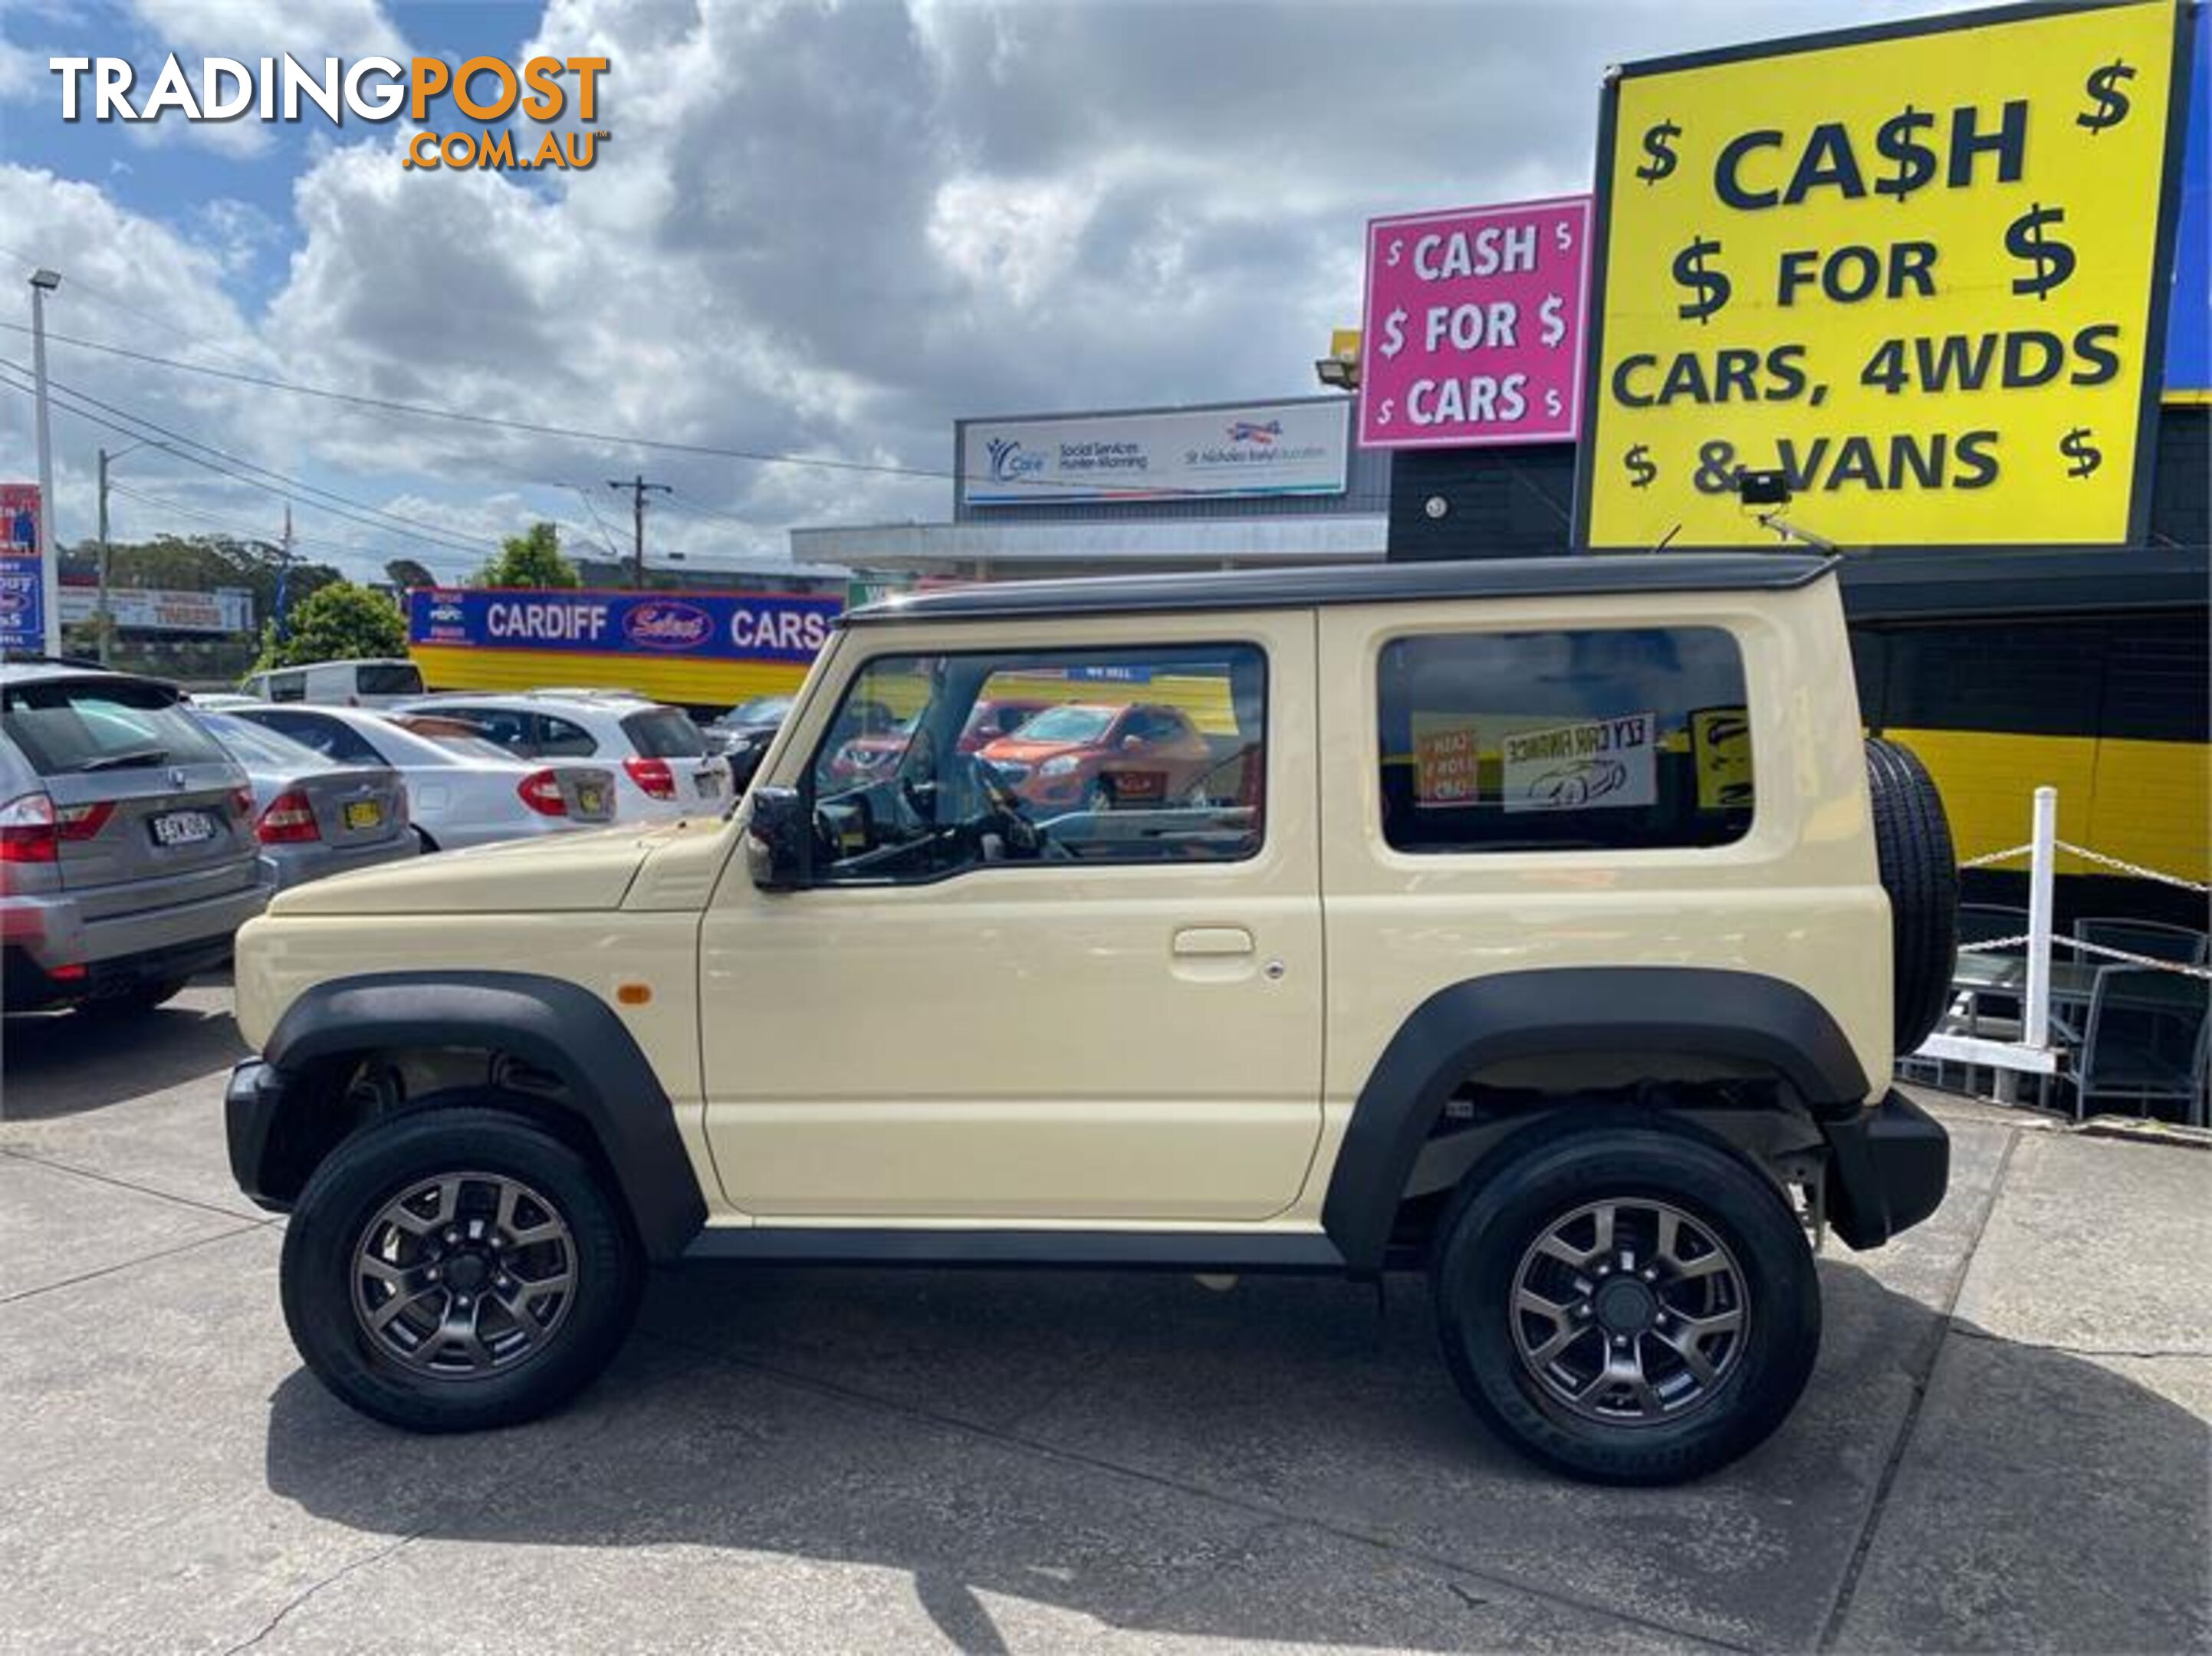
[1501,713,1657,813]
[408,588,841,662]
[1360,196,1592,448]
[1412,714,1483,806]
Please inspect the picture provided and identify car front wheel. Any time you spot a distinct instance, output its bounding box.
[1431,1125,1820,1485]
[280,1099,642,1433]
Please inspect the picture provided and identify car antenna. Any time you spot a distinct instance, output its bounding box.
[1648,524,1682,554]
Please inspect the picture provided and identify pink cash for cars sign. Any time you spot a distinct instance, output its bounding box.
[1359,194,1592,449]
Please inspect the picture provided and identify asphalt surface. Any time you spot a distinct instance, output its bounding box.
[2,979,2206,1654]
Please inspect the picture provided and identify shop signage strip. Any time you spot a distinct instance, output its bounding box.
[1359,194,1592,449]
[0,484,44,654]
[960,401,1350,506]
[1574,0,2195,550]
[407,587,843,663]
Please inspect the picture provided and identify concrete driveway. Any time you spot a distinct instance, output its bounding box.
[2,981,2206,1654]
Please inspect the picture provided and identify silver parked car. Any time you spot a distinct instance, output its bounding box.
[229,705,620,850]
[195,711,418,889]
[1,662,271,1015]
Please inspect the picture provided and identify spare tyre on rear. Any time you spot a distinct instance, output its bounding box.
[1865,736,1958,1053]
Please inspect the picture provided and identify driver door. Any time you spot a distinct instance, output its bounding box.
[696,614,1323,1224]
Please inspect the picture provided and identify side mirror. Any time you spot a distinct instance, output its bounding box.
[744,785,810,892]
[1121,734,1144,751]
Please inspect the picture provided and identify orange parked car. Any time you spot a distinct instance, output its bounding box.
[975,701,1214,813]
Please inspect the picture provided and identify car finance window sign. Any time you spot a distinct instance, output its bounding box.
[1576,0,2193,550]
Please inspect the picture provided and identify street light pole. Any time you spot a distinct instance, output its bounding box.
[96,447,111,665]
[28,268,61,657]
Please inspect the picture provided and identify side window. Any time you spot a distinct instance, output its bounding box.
[268,671,307,704]
[261,712,384,765]
[535,715,598,757]
[1376,626,1753,854]
[442,707,536,756]
[806,644,1267,883]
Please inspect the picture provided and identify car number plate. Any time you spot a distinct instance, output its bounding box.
[343,800,383,831]
[150,809,216,846]
[576,784,608,816]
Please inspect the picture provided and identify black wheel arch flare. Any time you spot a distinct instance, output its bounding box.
[1321,967,1872,1273]
[255,971,708,1261]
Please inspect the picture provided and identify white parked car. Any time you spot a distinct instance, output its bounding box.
[229,705,619,851]
[393,691,728,820]
[239,658,426,708]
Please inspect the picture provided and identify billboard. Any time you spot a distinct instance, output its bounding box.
[0,483,42,655]
[407,587,842,662]
[57,586,253,635]
[960,400,1350,506]
[1576,0,2193,550]
[1359,195,1592,449]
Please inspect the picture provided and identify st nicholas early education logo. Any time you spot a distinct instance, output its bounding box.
[1225,420,1283,445]
[50,52,611,173]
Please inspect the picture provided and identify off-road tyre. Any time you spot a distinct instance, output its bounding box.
[1865,735,1958,1053]
[1432,1125,1821,1485]
[281,1099,642,1433]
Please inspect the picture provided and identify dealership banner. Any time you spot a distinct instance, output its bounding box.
[960,401,1349,506]
[407,587,842,662]
[1359,195,1592,449]
[0,483,43,655]
[58,585,253,634]
[1577,0,2192,550]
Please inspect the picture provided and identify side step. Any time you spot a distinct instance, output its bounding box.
[682,1226,1348,1273]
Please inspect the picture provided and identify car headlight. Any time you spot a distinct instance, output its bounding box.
[1039,754,1080,777]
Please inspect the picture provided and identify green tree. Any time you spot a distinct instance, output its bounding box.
[383,557,439,591]
[252,580,407,670]
[473,522,577,589]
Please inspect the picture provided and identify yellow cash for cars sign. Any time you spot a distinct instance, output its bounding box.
[1576,0,2192,550]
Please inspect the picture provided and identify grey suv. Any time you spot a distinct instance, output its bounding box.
[2,662,271,1014]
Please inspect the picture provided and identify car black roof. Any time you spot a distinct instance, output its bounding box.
[839,553,1835,626]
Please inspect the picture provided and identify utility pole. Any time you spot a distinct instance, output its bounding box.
[606,474,670,589]
[28,268,60,656]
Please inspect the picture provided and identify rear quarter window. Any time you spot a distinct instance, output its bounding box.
[355,663,426,697]
[620,706,708,758]
[2,678,230,777]
[1376,626,1754,854]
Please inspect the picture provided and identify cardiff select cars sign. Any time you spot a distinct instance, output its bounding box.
[1576,0,2193,550]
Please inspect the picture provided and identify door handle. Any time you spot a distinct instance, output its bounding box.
[1173,926,1254,958]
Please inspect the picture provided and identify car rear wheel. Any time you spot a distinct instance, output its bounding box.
[281,1099,641,1433]
[1431,1125,1820,1485]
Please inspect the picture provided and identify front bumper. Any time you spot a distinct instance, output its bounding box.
[1822,1089,1950,1250]
[225,1059,295,1214]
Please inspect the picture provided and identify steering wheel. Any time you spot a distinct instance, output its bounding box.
[968,755,1046,856]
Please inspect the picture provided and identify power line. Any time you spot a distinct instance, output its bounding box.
[102,479,452,564]
[0,357,501,558]
[0,319,1224,500]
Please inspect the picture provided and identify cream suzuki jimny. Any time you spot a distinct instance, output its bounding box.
[228,554,1955,1484]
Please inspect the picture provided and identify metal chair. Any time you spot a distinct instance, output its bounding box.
[2072,917,2210,967]
[2073,965,2210,1125]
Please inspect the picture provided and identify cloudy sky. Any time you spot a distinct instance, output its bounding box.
[0,0,1957,583]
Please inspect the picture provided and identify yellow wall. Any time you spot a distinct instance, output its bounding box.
[1889,727,2212,882]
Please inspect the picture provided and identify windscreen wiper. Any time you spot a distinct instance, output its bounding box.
[77,748,170,771]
